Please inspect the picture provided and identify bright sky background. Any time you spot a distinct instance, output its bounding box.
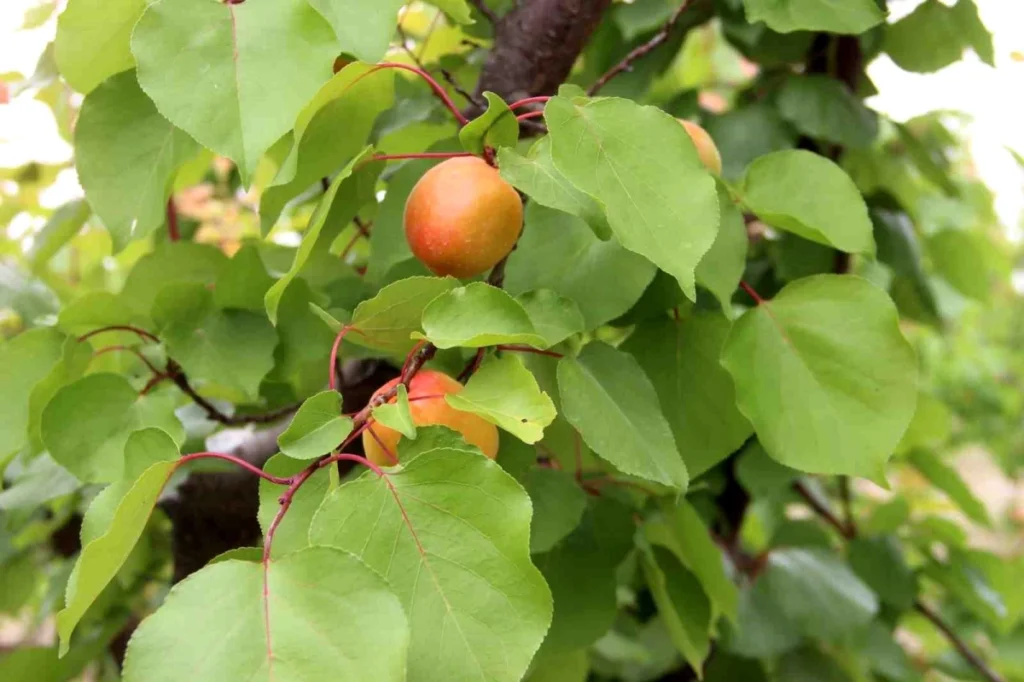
[1,0,1023,241]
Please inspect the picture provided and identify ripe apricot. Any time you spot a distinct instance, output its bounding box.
[678,119,722,175]
[404,156,523,278]
[363,370,499,466]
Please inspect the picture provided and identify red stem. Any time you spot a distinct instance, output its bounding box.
[177,452,294,485]
[508,95,551,110]
[93,345,162,375]
[139,373,169,395]
[78,325,160,344]
[496,344,563,358]
[370,62,470,126]
[401,339,430,378]
[371,152,476,162]
[166,198,179,242]
[515,111,545,122]
[328,325,364,391]
[739,280,765,305]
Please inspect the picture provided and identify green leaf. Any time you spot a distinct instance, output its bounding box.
[624,313,752,478]
[762,548,878,641]
[29,200,91,272]
[515,290,585,348]
[696,186,748,311]
[132,0,338,182]
[534,497,635,657]
[925,553,1008,629]
[277,391,353,460]
[122,548,409,682]
[0,454,80,511]
[260,65,393,231]
[76,70,199,250]
[120,242,228,315]
[523,468,587,554]
[646,498,739,623]
[640,545,711,672]
[545,95,719,299]
[897,392,952,453]
[908,449,991,527]
[214,243,274,312]
[871,201,940,322]
[447,354,556,443]
[705,102,796,181]
[740,150,875,255]
[885,0,965,74]
[264,150,375,323]
[348,276,458,355]
[723,578,801,658]
[310,447,552,682]
[742,0,884,34]
[54,0,146,93]
[499,137,610,239]
[505,204,657,329]
[372,384,416,439]
[775,647,854,682]
[848,536,918,610]
[154,284,276,401]
[928,228,996,301]
[721,275,917,478]
[952,0,994,66]
[558,342,688,490]
[735,441,798,498]
[42,373,184,483]
[552,96,720,299]
[57,430,178,653]
[257,455,334,559]
[305,0,406,62]
[0,328,66,460]
[525,651,589,682]
[417,282,548,349]
[428,0,474,23]
[776,75,878,149]
[460,92,519,154]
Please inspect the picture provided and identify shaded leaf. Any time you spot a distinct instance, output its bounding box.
[0,328,66,460]
[908,449,990,527]
[742,0,883,34]
[640,545,712,672]
[848,536,918,610]
[522,468,587,554]
[776,74,878,149]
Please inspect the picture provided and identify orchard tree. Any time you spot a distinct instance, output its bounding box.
[1,0,1022,681]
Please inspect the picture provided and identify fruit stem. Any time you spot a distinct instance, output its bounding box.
[328,325,365,391]
[371,62,471,126]
[515,110,545,122]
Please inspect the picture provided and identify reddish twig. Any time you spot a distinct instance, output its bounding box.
[166,198,179,242]
[139,373,169,395]
[458,348,486,382]
[371,151,476,162]
[78,325,160,344]
[516,110,545,122]
[588,0,697,96]
[508,95,551,111]
[177,451,294,486]
[164,359,299,426]
[496,344,564,358]
[573,431,583,483]
[370,62,471,126]
[328,325,364,391]
[93,345,162,375]
[739,280,765,305]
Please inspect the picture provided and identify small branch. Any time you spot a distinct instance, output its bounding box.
[496,344,563,358]
[793,479,1005,682]
[486,253,510,288]
[471,0,499,24]
[838,476,857,538]
[516,110,545,122]
[371,152,476,162]
[458,348,486,382]
[588,0,697,96]
[177,452,293,486]
[165,360,298,426]
[78,325,160,344]
[328,326,364,391]
[739,280,765,305]
[93,345,162,375]
[371,62,470,126]
[508,95,551,111]
[914,602,1005,682]
[439,68,484,109]
[166,198,180,242]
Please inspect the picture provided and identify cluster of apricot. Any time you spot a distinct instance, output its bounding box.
[371,104,721,465]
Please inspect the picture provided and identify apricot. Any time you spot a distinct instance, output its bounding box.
[363,369,499,466]
[404,156,523,278]
[678,119,722,175]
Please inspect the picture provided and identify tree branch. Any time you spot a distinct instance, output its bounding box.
[793,481,1005,682]
[588,0,698,95]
